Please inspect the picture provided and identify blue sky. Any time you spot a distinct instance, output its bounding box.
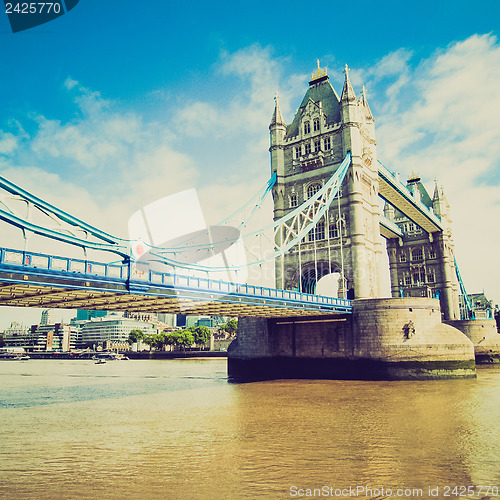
[1,1,500,328]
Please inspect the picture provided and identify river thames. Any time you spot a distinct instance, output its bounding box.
[0,359,499,499]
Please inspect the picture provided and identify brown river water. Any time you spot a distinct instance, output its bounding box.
[0,359,499,500]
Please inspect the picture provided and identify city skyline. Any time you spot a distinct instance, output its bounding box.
[1,1,499,328]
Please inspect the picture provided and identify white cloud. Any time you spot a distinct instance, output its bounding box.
[0,131,18,155]
[177,45,305,140]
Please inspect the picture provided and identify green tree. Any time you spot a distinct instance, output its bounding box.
[164,330,194,350]
[128,329,144,346]
[142,334,156,351]
[225,318,238,335]
[188,325,211,348]
[177,330,195,350]
[163,332,177,350]
[148,332,166,351]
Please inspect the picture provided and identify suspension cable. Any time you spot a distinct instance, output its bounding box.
[338,184,346,298]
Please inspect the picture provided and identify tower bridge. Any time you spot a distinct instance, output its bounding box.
[0,61,499,379]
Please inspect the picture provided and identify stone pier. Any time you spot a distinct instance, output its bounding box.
[228,297,476,381]
[445,319,500,363]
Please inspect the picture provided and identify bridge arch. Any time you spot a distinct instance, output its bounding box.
[298,260,349,297]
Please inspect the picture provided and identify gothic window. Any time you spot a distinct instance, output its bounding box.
[308,220,325,241]
[399,253,407,262]
[428,247,436,259]
[324,136,331,150]
[404,274,412,286]
[411,248,423,261]
[307,183,321,198]
[295,146,301,159]
[413,269,423,285]
[314,140,320,152]
[313,118,320,132]
[290,193,298,208]
[329,225,338,239]
[427,268,436,283]
[304,121,311,134]
[305,142,311,155]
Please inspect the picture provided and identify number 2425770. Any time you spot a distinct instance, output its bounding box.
[5,3,62,14]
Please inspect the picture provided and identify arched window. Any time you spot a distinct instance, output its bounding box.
[304,121,311,134]
[304,142,311,155]
[294,146,301,159]
[411,247,423,261]
[307,183,321,198]
[412,268,425,285]
[308,220,325,242]
[314,140,320,152]
[329,225,338,239]
[313,118,320,132]
[323,136,331,150]
[290,193,298,208]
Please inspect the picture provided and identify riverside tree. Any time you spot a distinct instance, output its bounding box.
[143,333,166,351]
[218,318,237,338]
[187,325,211,348]
[128,329,144,345]
[164,330,194,350]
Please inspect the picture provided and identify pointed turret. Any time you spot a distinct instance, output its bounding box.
[269,93,286,216]
[270,93,286,128]
[432,180,451,223]
[361,85,374,121]
[269,92,287,152]
[340,64,357,102]
[340,64,361,157]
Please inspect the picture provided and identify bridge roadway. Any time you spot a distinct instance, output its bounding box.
[377,162,443,234]
[0,248,352,318]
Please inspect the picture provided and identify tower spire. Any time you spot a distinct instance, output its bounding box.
[361,84,374,121]
[270,92,285,127]
[341,64,356,102]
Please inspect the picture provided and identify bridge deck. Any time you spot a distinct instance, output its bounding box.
[0,248,352,318]
[378,163,443,234]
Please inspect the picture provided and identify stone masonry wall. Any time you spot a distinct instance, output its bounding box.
[445,319,500,360]
[228,297,476,380]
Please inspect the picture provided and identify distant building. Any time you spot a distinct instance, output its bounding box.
[80,317,156,348]
[76,310,109,321]
[460,292,495,320]
[185,315,226,328]
[29,323,74,351]
[40,309,58,326]
[2,322,34,348]
[157,313,176,328]
[124,311,157,323]
[4,322,74,351]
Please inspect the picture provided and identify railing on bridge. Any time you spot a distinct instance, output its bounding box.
[0,247,352,313]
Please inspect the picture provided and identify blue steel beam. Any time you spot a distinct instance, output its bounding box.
[0,174,125,246]
[0,208,130,257]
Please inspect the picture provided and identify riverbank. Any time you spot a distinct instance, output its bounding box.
[23,350,228,360]
[126,351,228,359]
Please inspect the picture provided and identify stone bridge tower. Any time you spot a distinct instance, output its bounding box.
[270,63,384,299]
